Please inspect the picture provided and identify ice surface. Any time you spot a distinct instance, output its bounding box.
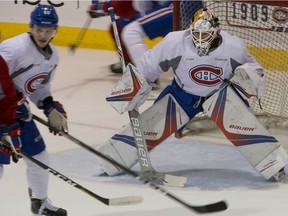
[1,47,288,216]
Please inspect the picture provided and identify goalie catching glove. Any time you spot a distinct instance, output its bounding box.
[230,63,266,99]
[106,63,152,114]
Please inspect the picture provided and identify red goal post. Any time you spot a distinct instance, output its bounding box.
[173,1,288,130]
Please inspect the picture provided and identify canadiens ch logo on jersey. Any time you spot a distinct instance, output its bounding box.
[189,65,223,86]
[25,73,49,94]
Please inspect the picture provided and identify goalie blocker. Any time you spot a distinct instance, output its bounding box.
[106,63,152,115]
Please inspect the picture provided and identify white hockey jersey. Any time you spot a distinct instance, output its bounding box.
[0,32,58,106]
[138,29,259,97]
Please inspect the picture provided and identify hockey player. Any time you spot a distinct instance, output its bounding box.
[121,0,174,67]
[0,4,67,216]
[100,8,288,183]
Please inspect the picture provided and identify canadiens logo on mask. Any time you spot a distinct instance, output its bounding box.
[25,73,48,94]
[189,65,223,86]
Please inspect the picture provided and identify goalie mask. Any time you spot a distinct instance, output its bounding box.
[190,8,220,56]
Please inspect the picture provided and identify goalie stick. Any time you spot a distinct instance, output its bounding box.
[32,114,228,213]
[0,137,142,206]
[108,7,187,187]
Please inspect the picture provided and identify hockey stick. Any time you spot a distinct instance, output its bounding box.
[32,114,228,213]
[128,107,186,187]
[0,137,142,206]
[69,16,93,53]
[108,7,187,187]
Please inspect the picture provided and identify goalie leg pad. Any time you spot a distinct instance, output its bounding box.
[203,85,288,179]
[98,131,138,176]
[98,93,190,176]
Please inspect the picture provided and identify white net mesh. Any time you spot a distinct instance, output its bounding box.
[177,0,288,129]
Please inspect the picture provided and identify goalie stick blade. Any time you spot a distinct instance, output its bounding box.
[190,200,228,213]
[163,174,187,187]
[108,196,143,206]
[143,171,187,187]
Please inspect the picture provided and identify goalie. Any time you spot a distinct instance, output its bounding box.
[99,8,288,182]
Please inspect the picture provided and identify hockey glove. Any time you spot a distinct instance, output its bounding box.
[0,122,21,163]
[16,95,32,122]
[43,97,68,135]
[88,2,109,18]
[230,63,265,99]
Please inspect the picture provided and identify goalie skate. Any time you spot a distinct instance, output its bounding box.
[274,167,288,183]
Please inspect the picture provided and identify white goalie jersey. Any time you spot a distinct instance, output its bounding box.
[137,29,260,97]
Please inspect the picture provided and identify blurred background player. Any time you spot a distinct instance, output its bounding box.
[88,0,141,73]
[0,4,68,216]
[121,1,173,68]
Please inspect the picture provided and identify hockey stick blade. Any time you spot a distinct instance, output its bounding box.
[142,171,187,187]
[108,196,143,206]
[1,138,142,206]
[163,174,187,187]
[32,114,228,213]
[190,200,228,213]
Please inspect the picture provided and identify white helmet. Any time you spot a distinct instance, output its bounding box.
[190,8,220,56]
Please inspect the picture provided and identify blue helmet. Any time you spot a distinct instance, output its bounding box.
[30,4,58,28]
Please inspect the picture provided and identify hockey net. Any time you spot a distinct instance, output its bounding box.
[173,0,288,130]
